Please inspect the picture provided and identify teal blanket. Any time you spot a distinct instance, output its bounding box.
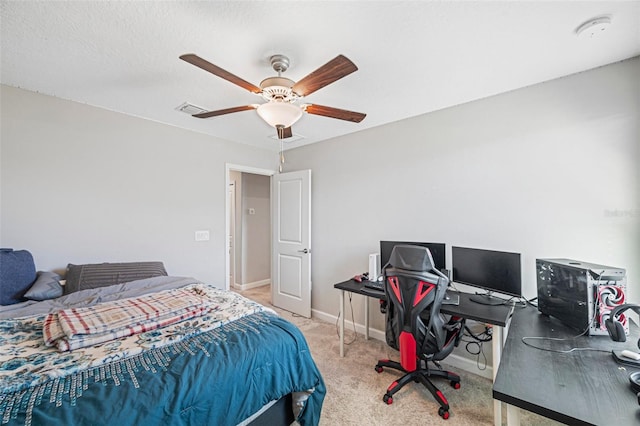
[1,309,325,426]
[0,312,326,426]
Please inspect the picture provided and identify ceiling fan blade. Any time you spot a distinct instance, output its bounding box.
[180,54,262,94]
[303,104,366,123]
[292,55,358,97]
[276,126,293,139]
[193,105,258,119]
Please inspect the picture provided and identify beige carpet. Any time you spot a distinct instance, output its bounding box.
[238,286,560,426]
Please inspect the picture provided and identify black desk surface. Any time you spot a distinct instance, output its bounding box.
[334,279,513,327]
[493,304,640,425]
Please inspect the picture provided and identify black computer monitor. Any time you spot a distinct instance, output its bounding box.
[451,246,522,304]
[379,241,446,272]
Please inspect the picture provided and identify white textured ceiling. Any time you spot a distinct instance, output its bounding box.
[2,1,639,152]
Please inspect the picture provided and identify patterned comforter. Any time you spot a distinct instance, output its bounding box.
[0,277,325,426]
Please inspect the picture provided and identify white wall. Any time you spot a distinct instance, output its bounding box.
[283,58,640,342]
[241,172,271,285]
[0,85,278,286]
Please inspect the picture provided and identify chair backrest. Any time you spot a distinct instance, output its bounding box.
[383,245,451,371]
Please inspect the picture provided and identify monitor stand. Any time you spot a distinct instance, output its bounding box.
[469,292,505,306]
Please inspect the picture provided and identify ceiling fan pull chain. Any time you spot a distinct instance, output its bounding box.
[279,139,285,173]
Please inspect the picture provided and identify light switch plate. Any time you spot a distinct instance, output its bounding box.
[195,230,210,241]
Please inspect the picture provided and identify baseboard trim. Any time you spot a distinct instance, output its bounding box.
[233,279,270,291]
[311,307,387,341]
[311,307,493,380]
[443,353,493,380]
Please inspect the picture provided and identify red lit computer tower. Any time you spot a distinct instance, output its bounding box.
[536,258,627,336]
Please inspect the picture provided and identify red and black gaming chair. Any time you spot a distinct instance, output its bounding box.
[375,245,465,420]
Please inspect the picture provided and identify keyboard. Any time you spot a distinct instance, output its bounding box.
[363,280,384,291]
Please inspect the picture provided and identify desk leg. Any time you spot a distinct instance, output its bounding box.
[503,310,520,424]
[339,290,345,357]
[364,297,369,340]
[492,326,503,426]
[506,404,520,426]
[499,319,521,426]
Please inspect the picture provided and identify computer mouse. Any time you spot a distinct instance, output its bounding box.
[445,294,451,300]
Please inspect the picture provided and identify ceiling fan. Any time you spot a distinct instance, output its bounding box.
[179,53,366,139]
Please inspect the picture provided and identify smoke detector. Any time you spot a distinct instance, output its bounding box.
[576,16,612,39]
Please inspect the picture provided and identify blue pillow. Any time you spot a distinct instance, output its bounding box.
[24,271,63,301]
[0,248,37,305]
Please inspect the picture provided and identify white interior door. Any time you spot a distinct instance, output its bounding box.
[272,169,311,318]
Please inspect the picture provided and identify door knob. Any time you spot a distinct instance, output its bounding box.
[298,248,310,254]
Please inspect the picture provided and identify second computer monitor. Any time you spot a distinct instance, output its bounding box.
[379,241,446,272]
[451,246,522,298]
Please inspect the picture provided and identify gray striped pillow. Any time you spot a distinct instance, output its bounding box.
[64,262,167,294]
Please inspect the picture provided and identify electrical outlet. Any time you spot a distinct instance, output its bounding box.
[195,230,210,241]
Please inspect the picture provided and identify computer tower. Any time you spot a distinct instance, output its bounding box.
[536,258,627,336]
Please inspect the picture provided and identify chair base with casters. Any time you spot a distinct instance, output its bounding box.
[374,358,461,420]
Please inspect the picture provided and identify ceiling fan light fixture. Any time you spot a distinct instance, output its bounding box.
[256,102,303,128]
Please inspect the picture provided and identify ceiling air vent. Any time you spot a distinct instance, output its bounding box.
[175,102,207,115]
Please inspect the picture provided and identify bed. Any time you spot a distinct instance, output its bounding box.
[0,265,325,426]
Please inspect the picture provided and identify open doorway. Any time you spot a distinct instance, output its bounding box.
[226,164,312,318]
[225,164,275,294]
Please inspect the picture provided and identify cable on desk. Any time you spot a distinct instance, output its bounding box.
[499,295,528,308]
[521,336,611,354]
[469,292,527,308]
[335,292,357,345]
[522,276,611,354]
[521,311,600,354]
[512,297,529,308]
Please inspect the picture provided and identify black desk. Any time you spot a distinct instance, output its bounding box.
[334,279,514,426]
[493,304,640,425]
[334,279,513,326]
